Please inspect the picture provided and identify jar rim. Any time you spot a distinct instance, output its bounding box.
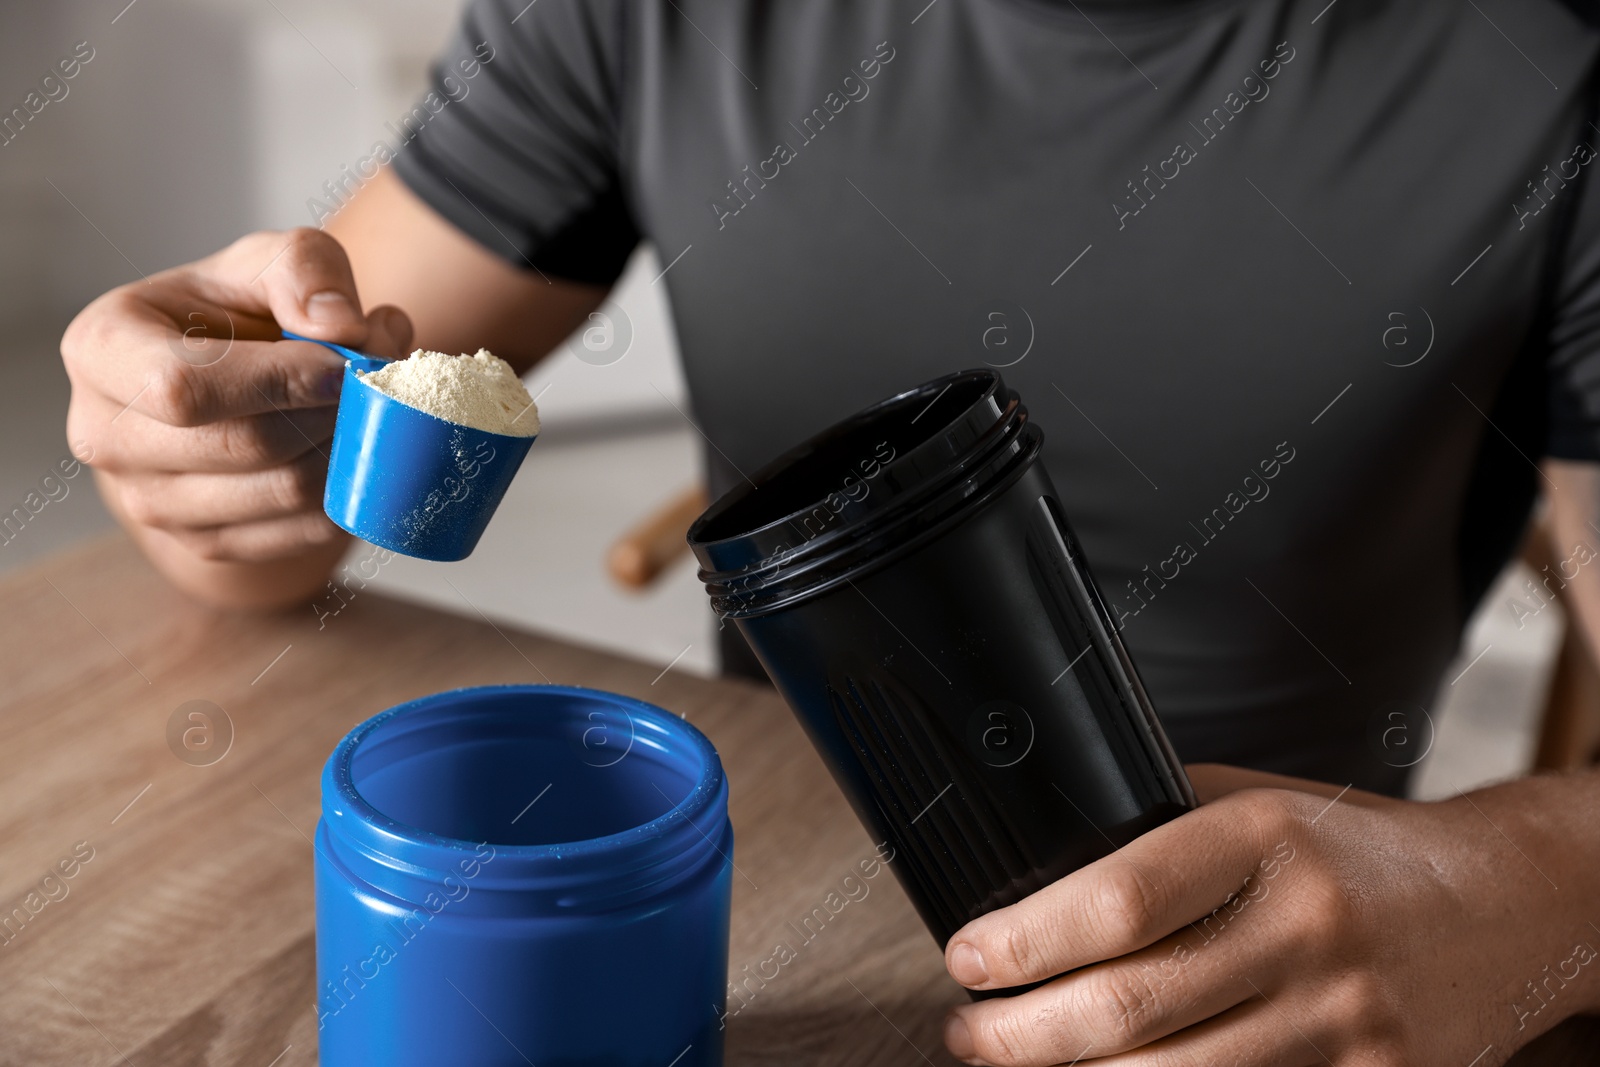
[320,684,728,894]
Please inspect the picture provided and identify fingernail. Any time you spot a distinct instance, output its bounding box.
[319,368,343,400]
[943,1013,980,1063]
[305,291,354,323]
[949,940,989,987]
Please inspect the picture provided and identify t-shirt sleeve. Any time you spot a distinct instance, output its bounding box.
[1546,140,1600,461]
[390,0,639,286]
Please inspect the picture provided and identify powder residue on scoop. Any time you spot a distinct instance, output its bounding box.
[357,349,541,436]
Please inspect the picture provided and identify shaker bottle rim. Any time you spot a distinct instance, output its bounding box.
[688,369,1042,619]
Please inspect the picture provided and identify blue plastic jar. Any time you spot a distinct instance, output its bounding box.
[314,685,733,1066]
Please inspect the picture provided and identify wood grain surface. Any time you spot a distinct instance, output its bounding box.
[0,534,1592,1065]
[0,534,963,1066]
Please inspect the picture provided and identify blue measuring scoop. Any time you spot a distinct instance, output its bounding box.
[285,331,538,562]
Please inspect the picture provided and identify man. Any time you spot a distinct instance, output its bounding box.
[60,0,1600,1062]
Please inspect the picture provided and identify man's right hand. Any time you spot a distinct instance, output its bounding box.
[62,228,414,608]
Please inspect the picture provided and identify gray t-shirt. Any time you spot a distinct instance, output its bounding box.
[393,0,1600,794]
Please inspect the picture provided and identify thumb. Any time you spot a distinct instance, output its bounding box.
[204,228,369,345]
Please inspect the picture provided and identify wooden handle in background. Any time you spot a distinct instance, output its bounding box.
[607,484,711,590]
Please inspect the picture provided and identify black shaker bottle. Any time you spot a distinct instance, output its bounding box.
[687,370,1196,980]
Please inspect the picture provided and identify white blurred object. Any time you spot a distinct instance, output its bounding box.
[1410,561,1563,800]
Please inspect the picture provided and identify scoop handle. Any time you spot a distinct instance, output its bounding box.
[280,330,389,370]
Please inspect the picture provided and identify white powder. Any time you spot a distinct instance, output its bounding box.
[357,349,541,437]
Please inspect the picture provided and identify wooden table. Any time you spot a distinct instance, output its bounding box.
[0,535,962,1066]
[0,535,1592,1066]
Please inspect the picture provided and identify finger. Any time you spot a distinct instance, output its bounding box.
[1061,996,1327,1067]
[946,968,1256,1066]
[190,228,369,345]
[141,337,349,425]
[74,389,336,474]
[156,509,346,564]
[67,295,350,424]
[945,795,1281,990]
[116,304,411,425]
[127,300,415,421]
[111,450,328,531]
[63,227,388,425]
[947,874,1298,1062]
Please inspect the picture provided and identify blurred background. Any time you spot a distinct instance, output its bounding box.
[0,0,1574,798]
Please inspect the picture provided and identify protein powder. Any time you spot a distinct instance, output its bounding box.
[358,349,540,437]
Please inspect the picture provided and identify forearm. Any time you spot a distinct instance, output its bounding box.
[1449,767,1600,1023]
[324,169,608,373]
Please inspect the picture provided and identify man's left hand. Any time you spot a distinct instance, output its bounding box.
[940,764,1599,1066]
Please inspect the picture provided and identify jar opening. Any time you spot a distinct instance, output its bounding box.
[328,687,722,859]
[351,700,697,847]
